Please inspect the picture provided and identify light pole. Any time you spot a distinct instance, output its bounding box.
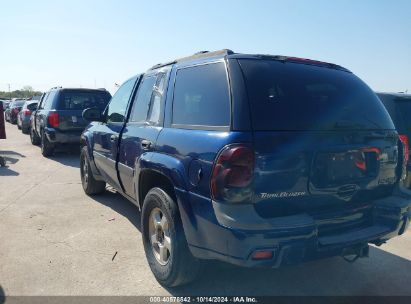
[7,83,11,100]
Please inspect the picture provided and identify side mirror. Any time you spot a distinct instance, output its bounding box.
[82,107,103,122]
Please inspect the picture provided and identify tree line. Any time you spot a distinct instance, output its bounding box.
[0,86,43,99]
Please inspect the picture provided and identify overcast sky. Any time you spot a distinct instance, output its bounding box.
[0,0,410,94]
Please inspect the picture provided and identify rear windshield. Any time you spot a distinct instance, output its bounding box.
[12,100,25,107]
[27,102,38,111]
[239,59,394,131]
[58,90,111,111]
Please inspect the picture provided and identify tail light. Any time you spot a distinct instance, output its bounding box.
[399,135,409,164]
[23,109,32,117]
[211,144,254,203]
[12,108,19,114]
[48,112,59,128]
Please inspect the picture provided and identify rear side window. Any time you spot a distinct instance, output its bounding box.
[239,59,395,131]
[172,62,230,128]
[58,90,111,111]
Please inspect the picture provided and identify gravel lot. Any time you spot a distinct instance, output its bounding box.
[1,122,411,297]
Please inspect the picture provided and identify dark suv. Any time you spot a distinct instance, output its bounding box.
[377,93,411,186]
[80,50,411,287]
[30,87,111,156]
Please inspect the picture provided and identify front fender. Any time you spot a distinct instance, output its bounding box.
[80,129,102,178]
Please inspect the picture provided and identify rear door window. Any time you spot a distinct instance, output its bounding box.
[58,90,111,111]
[172,62,230,129]
[129,75,157,123]
[43,91,57,110]
[239,59,394,131]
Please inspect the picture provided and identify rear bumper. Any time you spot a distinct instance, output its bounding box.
[44,128,81,144]
[176,189,411,268]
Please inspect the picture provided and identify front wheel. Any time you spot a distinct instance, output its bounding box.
[142,187,202,287]
[80,147,106,195]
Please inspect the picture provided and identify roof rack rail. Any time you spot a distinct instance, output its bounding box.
[50,86,62,90]
[149,49,234,70]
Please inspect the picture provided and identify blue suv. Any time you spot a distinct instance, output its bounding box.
[80,50,411,287]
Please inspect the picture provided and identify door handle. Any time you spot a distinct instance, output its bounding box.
[141,139,152,150]
[110,135,118,142]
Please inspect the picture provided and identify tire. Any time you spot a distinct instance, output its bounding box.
[30,127,40,145]
[41,131,54,157]
[142,187,202,287]
[80,146,106,195]
[22,126,29,134]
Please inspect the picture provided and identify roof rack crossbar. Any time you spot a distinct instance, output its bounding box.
[149,49,234,70]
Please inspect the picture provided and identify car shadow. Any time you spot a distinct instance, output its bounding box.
[0,166,19,176]
[0,150,25,158]
[90,188,141,232]
[48,149,81,169]
[0,150,25,166]
[166,245,411,296]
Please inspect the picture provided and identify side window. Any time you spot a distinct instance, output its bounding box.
[129,76,157,123]
[43,91,56,110]
[106,78,136,123]
[172,62,230,128]
[147,73,166,124]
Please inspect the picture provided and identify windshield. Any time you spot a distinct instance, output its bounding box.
[239,59,395,131]
[58,90,111,111]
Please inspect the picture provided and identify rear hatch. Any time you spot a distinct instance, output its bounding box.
[239,59,399,228]
[55,89,111,131]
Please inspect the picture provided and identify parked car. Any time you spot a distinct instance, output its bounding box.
[30,87,112,156]
[80,50,411,287]
[26,95,42,102]
[17,100,38,134]
[377,92,411,186]
[5,99,25,124]
[1,100,10,110]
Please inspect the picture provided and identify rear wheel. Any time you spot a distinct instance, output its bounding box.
[142,187,202,287]
[30,127,40,145]
[22,125,29,134]
[41,131,54,157]
[80,147,106,195]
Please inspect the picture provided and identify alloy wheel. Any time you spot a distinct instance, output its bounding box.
[148,207,171,265]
